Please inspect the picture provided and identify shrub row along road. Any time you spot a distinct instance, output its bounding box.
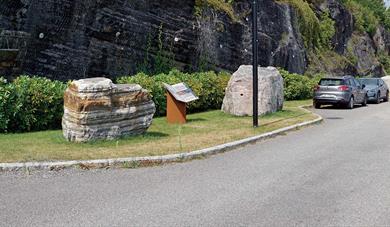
[1,103,390,226]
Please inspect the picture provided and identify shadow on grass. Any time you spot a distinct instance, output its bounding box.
[259,112,309,127]
[142,131,170,138]
[52,131,170,146]
[187,118,207,123]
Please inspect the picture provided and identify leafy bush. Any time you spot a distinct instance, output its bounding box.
[0,76,67,133]
[342,0,380,35]
[0,78,14,132]
[117,69,231,116]
[280,69,322,100]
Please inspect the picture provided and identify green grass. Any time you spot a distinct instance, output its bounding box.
[0,100,315,163]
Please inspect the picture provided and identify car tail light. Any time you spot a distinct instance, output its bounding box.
[314,85,320,91]
[338,85,349,91]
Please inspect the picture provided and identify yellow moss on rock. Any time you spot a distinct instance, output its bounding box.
[195,0,238,22]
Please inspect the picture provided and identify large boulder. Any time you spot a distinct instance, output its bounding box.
[222,65,284,116]
[62,78,155,142]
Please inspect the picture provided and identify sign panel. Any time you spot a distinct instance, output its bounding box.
[163,82,199,103]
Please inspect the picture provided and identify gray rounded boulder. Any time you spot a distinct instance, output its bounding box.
[222,65,284,116]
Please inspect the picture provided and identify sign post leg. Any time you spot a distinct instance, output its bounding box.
[166,92,187,124]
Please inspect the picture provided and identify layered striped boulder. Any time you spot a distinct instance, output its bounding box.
[62,77,155,142]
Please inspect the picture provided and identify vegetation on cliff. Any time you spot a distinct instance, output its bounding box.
[195,0,238,22]
[279,0,390,75]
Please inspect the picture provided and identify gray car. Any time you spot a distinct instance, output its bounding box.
[313,76,368,109]
[358,78,389,104]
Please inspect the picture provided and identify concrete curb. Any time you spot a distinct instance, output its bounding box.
[0,106,322,172]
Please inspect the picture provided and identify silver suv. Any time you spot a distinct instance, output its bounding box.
[359,78,389,104]
[313,76,368,109]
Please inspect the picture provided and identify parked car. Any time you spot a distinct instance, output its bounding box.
[313,76,368,109]
[358,78,389,104]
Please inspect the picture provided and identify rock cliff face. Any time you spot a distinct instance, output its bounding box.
[0,0,389,80]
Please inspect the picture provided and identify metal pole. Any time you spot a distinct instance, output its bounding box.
[252,0,259,127]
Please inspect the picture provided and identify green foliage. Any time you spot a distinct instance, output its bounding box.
[280,69,322,100]
[195,0,238,22]
[348,0,390,30]
[384,9,390,31]
[306,49,355,76]
[137,23,175,75]
[137,33,152,74]
[378,52,390,74]
[154,23,175,74]
[0,76,67,133]
[318,10,336,49]
[117,69,231,116]
[342,0,381,35]
[0,79,14,132]
[277,0,321,49]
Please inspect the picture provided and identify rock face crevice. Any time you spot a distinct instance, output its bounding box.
[62,78,155,142]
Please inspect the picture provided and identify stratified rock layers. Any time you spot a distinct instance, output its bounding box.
[62,78,155,142]
[222,65,284,116]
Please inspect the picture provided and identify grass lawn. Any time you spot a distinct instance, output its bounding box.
[0,100,316,163]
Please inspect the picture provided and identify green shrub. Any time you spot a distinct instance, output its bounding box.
[0,79,14,132]
[280,69,321,100]
[0,76,67,133]
[117,69,231,116]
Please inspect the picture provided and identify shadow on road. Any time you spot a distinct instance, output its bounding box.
[319,104,368,110]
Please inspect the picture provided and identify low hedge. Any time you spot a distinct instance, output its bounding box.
[0,76,67,133]
[279,69,322,100]
[0,69,319,133]
[0,70,230,132]
[117,69,231,116]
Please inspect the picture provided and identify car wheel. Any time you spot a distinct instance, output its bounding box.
[384,91,389,102]
[314,102,321,109]
[362,95,368,106]
[375,92,381,104]
[347,96,354,109]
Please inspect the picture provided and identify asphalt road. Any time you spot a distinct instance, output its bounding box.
[1,102,390,226]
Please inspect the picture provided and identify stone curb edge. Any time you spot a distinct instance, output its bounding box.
[0,105,322,172]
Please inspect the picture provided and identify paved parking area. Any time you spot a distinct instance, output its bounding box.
[1,102,390,226]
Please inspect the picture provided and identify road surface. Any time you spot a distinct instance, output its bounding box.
[1,102,390,226]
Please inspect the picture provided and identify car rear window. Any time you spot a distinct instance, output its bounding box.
[359,79,378,85]
[319,79,344,86]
